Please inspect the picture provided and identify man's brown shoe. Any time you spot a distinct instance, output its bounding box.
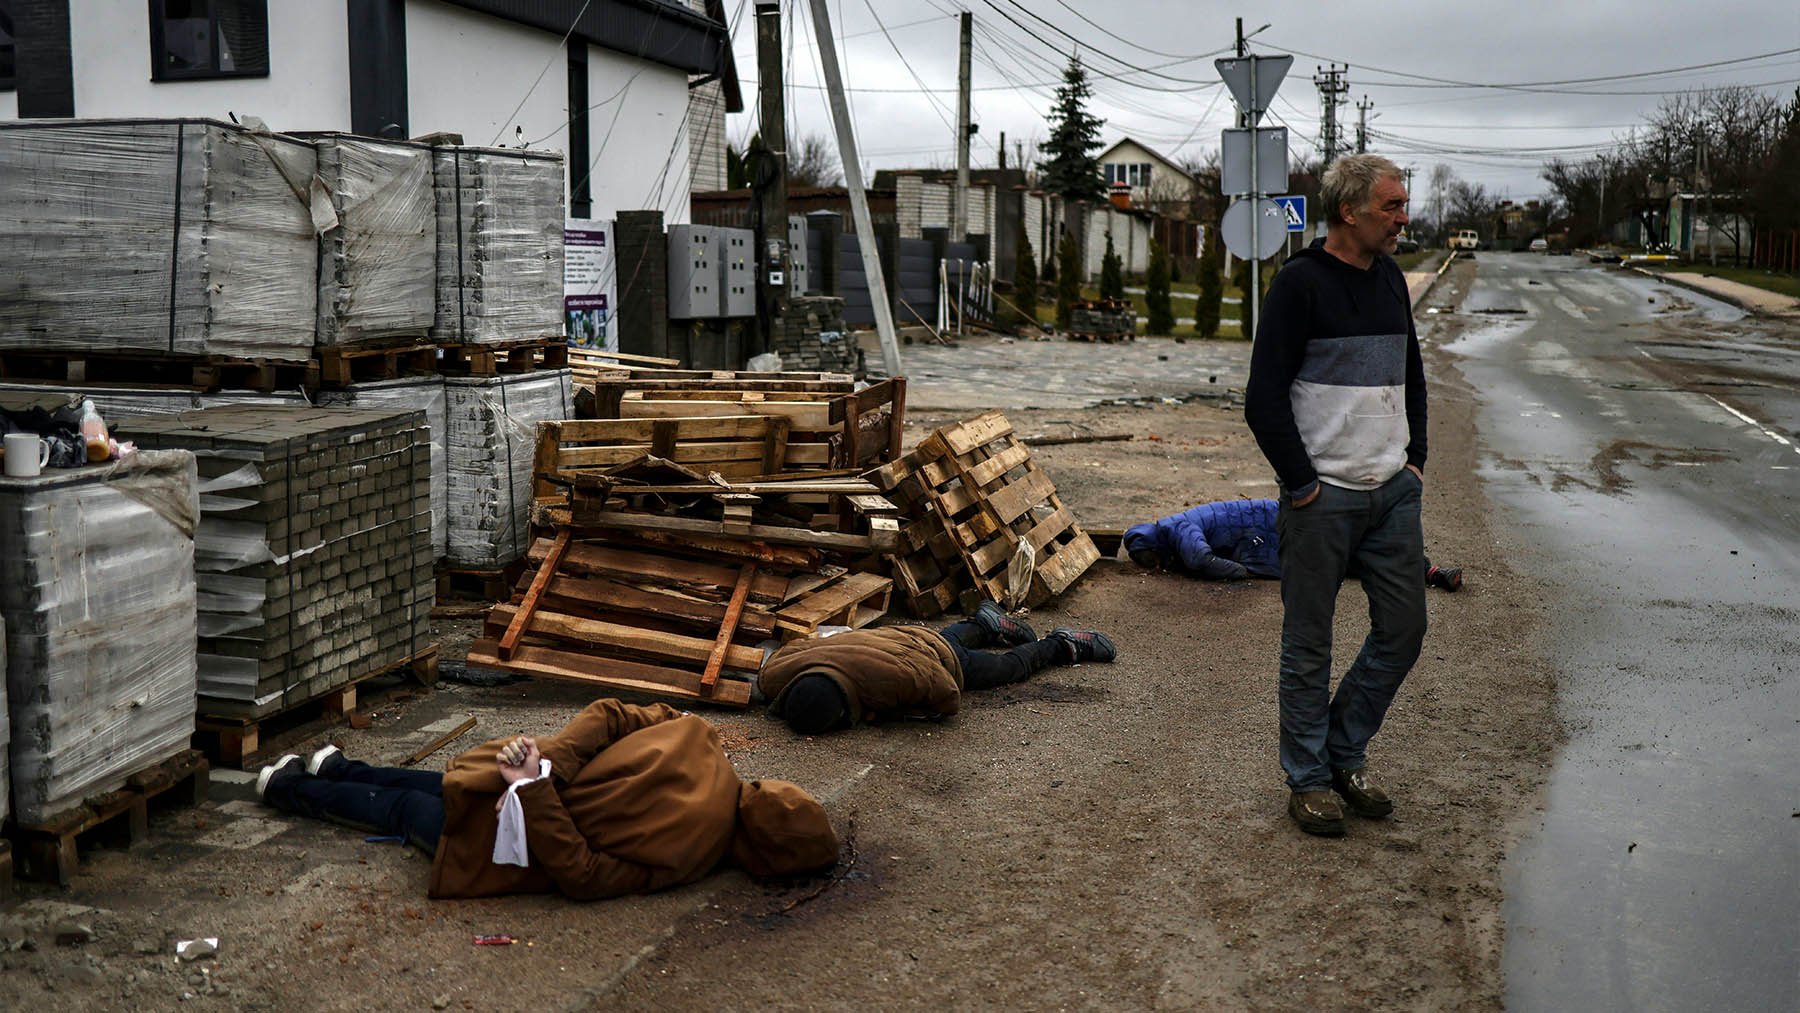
[1331,767,1394,818]
[1288,790,1347,836]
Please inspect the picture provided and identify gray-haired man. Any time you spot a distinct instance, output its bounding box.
[1243,154,1428,836]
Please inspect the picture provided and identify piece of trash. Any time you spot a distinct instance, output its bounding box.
[364,835,405,844]
[53,919,95,946]
[472,934,516,946]
[176,938,219,961]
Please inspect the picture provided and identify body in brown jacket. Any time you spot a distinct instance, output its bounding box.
[758,606,1117,734]
[257,698,838,900]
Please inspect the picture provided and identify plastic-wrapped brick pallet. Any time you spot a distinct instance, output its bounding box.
[444,369,573,570]
[113,407,435,719]
[431,145,565,345]
[0,384,310,423]
[0,452,200,825]
[1,619,8,827]
[315,377,449,559]
[0,118,320,360]
[310,134,437,346]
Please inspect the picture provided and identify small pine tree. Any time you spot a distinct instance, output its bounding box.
[1145,239,1174,335]
[1196,232,1223,338]
[1014,235,1039,329]
[1099,233,1124,301]
[1055,233,1081,331]
[1037,57,1107,202]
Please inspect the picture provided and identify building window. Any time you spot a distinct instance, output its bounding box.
[1105,162,1155,189]
[0,1,15,92]
[148,0,269,81]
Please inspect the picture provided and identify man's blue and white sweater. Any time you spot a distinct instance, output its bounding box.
[1243,240,1426,497]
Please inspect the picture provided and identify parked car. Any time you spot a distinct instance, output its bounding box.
[1449,230,1481,251]
[1528,238,1548,253]
[1394,232,1420,254]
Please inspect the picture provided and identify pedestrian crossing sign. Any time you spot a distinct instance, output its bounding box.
[1275,196,1306,232]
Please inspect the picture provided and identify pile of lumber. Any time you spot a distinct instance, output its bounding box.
[874,410,1101,616]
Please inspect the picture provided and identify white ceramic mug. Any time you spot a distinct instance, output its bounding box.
[3,432,51,477]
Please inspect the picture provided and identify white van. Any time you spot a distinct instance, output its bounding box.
[1450,230,1480,251]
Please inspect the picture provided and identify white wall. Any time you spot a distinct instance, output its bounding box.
[63,0,351,127]
[406,2,565,152]
[583,43,691,223]
[0,91,15,119]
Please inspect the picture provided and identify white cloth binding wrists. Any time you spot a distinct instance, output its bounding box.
[492,757,553,867]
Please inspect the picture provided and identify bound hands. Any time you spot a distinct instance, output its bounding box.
[497,736,542,786]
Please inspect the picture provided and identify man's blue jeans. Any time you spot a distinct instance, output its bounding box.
[1275,470,1427,791]
[267,760,446,855]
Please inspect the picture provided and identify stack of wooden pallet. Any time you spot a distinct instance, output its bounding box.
[874,410,1101,616]
[466,404,907,706]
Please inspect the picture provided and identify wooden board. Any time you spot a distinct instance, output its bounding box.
[465,638,753,707]
[487,603,767,671]
[773,572,893,637]
[10,749,209,886]
[194,645,440,766]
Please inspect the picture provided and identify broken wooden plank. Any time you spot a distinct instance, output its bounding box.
[774,572,893,635]
[466,639,753,708]
[535,574,779,639]
[701,564,758,688]
[501,529,571,660]
[1020,432,1134,447]
[525,537,793,603]
[487,603,766,671]
[401,716,478,767]
[560,507,897,553]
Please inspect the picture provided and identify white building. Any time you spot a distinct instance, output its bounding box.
[0,0,739,223]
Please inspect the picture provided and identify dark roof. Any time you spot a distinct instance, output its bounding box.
[443,0,730,77]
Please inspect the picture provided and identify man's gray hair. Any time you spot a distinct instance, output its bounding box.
[1321,154,1403,225]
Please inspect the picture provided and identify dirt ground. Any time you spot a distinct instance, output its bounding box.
[0,262,1563,1010]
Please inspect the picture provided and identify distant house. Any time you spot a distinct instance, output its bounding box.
[0,0,736,222]
[1097,137,1198,217]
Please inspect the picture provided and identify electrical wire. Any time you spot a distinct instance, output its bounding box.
[488,0,598,146]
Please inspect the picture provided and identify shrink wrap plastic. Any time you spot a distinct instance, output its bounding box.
[0,119,322,360]
[0,452,200,824]
[444,370,572,569]
[310,135,438,345]
[431,146,565,345]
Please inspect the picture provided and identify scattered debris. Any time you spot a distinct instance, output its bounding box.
[176,937,218,961]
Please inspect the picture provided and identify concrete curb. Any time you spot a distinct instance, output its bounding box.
[1620,266,1777,317]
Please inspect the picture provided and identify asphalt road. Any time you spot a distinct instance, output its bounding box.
[1443,253,1800,1010]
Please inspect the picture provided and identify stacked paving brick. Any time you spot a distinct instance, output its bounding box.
[113,407,434,719]
[0,119,320,360]
[310,134,438,347]
[1,619,8,827]
[444,369,574,570]
[774,296,860,375]
[0,452,200,824]
[316,378,449,559]
[430,145,566,345]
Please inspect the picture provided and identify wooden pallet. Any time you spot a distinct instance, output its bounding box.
[317,341,443,386]
[0,349,319,393]
[533,416,797,495]
[466,532,892,707]
[194,645,440,768]
[598,377,906,471]
[873,411,1100,614]
[437,561,529,603]
[8,749,209,887]
[440,338,570,376]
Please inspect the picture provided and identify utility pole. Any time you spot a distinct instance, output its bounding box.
[753,2,788,357]
[1355,95,1373,154]
[954,10,972,242]
[807,0,902,378]
[998,130,1006,170]
[1313,64,1348,167]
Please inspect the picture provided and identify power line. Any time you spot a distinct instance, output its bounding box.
[1261,40,1800,93]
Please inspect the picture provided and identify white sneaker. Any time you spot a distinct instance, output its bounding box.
[307,744,345,777]
[254,754,303,799]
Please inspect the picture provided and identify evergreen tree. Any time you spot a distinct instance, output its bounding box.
[1014,226,1039,328]
[1099,233,1124,301]
[1037,56,1107,202]
[1196,229,1222,338]
[1055,233,1081,331]
[1145,239,1174,335]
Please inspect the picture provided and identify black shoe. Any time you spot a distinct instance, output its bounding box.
[307,744,351,779]
[1331,767,1394,818]
[1047,628,1117,664]
[255,754,304,801]
[971,600,1037,646]
[1427,565,1463,592]
[1288,790,1347,836]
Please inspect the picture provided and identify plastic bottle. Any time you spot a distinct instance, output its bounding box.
[78,399,111,463]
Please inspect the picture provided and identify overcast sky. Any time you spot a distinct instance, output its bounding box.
[724,0,1800,200]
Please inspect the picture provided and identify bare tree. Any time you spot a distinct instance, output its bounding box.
[787,133,843,188]
[1446,179,1491,232]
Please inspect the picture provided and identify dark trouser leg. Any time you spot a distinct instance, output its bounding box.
[1276,483,1358,792]
[940,620,987,649]
[331,761,445,796]
[938,632,1064,691]
[266,775,445,856]
[1328,472,1427,772]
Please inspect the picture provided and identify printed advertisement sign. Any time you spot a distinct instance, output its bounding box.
[564,219,617,351]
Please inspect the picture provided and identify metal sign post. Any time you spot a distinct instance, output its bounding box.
[1215,53,1292,338]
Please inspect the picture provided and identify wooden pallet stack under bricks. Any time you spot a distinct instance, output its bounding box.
[111,407,438,763]
[605,375,906,474]
[875,410,1101,616]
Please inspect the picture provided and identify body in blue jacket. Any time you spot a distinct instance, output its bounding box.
[1124,498,1462,589]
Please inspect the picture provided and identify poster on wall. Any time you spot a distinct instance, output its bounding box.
[564,218,617,351]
